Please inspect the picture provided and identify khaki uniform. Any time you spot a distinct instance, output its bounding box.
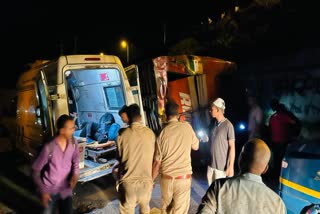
[117,122,156,214]
[155,118,199,214]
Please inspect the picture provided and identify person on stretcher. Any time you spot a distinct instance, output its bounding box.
[79,113,120,144]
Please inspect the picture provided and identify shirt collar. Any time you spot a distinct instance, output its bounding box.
[54,137,72,144]
[216,118,227,127]
[242,173,264,184]
[130,121,143,126]
[168,118,179,123]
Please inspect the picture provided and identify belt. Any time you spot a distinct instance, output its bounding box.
[162,174,191,179]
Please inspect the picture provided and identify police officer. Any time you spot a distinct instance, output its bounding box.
[152,100,199,214]
[116,104,156,214]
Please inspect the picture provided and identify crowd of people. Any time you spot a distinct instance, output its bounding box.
[247,95,300,185]
[31,96,296,213]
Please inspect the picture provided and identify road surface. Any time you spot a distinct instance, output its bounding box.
[0,147,208,214]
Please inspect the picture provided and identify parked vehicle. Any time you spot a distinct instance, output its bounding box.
[16,55,144,182]
[280,141,320,214]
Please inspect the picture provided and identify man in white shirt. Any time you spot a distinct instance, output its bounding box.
[198,138,286,214]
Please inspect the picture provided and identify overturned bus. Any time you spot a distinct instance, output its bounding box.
[135,55,246,166]
[136,55,243,134]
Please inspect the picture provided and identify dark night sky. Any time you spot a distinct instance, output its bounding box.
[0,0,318,88]
[0,1,215,88]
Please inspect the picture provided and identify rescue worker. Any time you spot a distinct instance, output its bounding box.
[116,104,156,214]
[197,138,286,214]
[152,100,199,214]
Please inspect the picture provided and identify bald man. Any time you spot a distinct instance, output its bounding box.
[197,139,286,214]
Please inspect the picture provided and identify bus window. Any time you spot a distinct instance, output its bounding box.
[37,79,51,130]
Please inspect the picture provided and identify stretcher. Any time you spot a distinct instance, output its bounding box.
[85,141,116,162]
